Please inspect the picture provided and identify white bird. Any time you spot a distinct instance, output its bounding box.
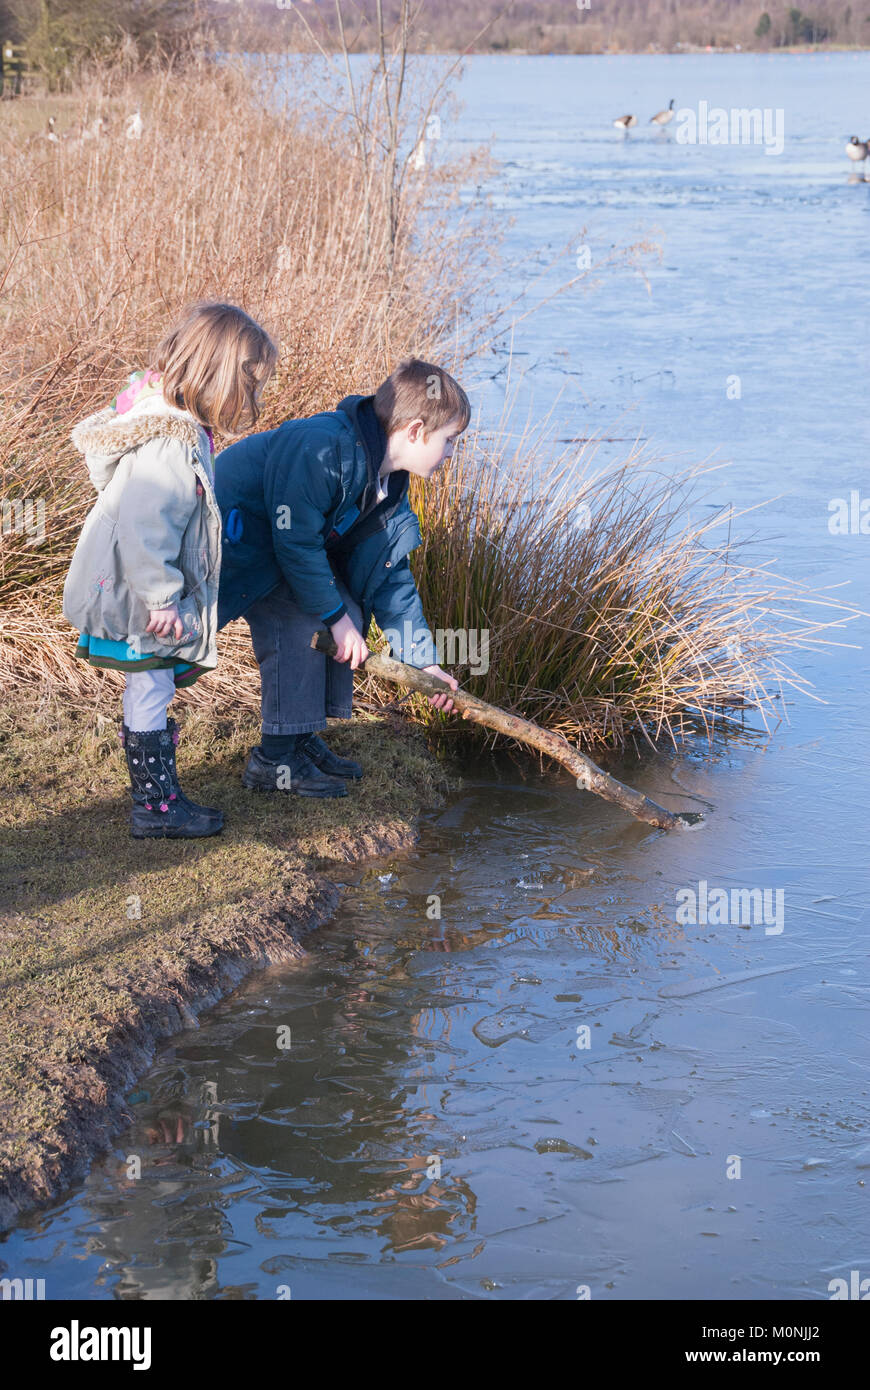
[650,99,676,127]
[411,139,425,170]
[125,110,144,140]
[845,136,868,162]
[613,114,637,131]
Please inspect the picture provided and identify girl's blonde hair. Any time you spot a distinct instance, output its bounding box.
[153,301,278,435]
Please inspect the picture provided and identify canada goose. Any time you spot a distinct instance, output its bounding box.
[45,116,60,144]
[613,114,637,131]
[650,99,675,127]
[125,110,144,140]
[845,136,869,162]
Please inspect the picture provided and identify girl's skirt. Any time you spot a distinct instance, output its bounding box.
[74,632,209,689]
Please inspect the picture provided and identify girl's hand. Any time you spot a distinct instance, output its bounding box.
[422,664,459,713]
[147,605,184,641]
[330,613,370,669]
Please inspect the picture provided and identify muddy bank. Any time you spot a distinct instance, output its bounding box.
[0,690,452,1231]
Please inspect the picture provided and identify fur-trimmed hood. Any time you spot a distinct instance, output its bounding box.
[71,393,208,492]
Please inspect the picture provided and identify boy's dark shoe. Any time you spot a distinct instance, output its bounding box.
[300,733,363,781]
[242,745,348,798]
[123,725,224,839]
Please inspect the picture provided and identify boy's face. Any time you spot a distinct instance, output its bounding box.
[389,416,463,480]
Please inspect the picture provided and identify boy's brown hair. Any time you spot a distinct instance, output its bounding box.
[153,301,278,435]
[374,357,471,438]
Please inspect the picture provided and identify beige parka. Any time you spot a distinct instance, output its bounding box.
[61,393,222,669]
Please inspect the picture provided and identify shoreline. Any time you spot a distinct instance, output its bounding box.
[0,690,452,1234]
[236,45,870,58]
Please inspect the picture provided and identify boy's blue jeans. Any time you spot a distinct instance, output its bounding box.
[244,575,363,735]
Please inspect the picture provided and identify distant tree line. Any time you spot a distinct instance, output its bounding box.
[755,5,841,42]
[2,0,863,84]
[230,0,865,54]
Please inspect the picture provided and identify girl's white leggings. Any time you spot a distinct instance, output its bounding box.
[123,669,177,731]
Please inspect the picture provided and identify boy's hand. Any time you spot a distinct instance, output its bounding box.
[330,613,370,669]
[146,605,183,641]
[422,664,459,713]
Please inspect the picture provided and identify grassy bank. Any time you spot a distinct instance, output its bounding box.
[0,690,453,1230]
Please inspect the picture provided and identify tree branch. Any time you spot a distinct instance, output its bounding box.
[310,629,681,829]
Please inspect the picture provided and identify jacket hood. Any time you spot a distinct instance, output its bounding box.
[71,393,206,492]
[336,393,388,515]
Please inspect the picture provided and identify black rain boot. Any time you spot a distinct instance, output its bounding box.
[123,725,223,838]
[299,732,363,781]
[165,718,224,827]
[241,744,347,798]
[121,721,224,828]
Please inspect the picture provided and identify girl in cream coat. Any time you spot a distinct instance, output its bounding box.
[62,301,277,839]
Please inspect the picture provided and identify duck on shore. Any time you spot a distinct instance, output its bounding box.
[650,99,675,127]
[845,136,869,162]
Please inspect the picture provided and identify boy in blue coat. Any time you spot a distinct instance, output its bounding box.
[215,358,469,797]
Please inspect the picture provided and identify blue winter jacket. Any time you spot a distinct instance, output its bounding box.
[214,394,435,666]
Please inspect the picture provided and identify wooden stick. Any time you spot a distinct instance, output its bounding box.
[310,630,680,830]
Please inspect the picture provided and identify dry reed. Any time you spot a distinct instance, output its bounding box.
[360,421,861,750]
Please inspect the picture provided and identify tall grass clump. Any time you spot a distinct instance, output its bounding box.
[361,420,858,752]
